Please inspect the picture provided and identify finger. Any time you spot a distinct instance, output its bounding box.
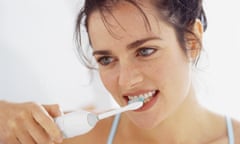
[43,104,63,118]
[0,135,20,144]
[31,105,63,143]
[15,126,36,144]
[4,120,21,144]
[9,137,21,144]
[7,111,36,144]
[26,117,53,144]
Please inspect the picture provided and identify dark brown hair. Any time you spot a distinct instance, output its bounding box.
[75,0,207,69]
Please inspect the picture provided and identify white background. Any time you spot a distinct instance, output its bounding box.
[200,1,240,119]
[0,0,116,111]
[0,0,239,118]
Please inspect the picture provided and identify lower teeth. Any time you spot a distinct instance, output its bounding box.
[144,97,152,103]
[128,95,154,104]
[128,96,153,104]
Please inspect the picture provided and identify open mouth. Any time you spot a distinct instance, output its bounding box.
[124,90,159,105]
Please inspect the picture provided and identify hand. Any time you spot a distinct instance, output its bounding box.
[0,101,63,144]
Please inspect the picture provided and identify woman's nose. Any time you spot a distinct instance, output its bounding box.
[118,62,143,89]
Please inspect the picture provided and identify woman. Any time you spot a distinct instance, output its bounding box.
[0,0,239,143]
[63,0,240,143]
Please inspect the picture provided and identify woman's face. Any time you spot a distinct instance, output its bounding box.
[88,1,194,129]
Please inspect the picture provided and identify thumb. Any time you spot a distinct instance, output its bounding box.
[43,104,63,118]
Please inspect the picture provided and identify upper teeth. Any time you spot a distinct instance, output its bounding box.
[127,90,156,100]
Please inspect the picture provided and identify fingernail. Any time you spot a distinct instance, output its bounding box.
[59,106,64,116]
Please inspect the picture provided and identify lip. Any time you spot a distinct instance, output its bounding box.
[134,90,159,112]
[123,90,159,112]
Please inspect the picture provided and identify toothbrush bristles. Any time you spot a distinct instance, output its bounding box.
[128,97,144,104]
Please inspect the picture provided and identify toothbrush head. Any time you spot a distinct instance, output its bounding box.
[98,98,143,120]
[128,97,144,105]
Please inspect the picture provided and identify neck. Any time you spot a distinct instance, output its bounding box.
[120,87,219,143]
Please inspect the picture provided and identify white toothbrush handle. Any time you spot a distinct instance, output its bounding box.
[55,110,98,138]
[54,101,143,138]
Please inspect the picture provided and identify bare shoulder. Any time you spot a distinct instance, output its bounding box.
[62,116,114,144]
[233,118,240,144]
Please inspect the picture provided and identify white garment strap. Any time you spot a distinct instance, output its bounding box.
[107,114,121,144]
[226,116,234,144]
[107,115,235,144]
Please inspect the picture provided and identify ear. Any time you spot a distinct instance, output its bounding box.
[186,19,203,61]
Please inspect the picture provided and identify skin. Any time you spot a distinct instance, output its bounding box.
[0,100,63,144]
[63,1,240,144]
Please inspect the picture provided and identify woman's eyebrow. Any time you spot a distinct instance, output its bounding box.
[92,50,112,56]
[126,36,162,49]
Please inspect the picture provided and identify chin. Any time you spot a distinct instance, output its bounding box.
[128,113,162,130]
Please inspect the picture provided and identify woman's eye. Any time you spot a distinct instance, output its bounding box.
[137,48,156,57]
[97,56,114,66]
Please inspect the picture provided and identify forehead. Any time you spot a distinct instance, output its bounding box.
[87,1,169,49]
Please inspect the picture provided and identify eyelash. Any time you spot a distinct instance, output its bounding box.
[136,47,157,57]
[96,47,157,66]
[97,56,115,66]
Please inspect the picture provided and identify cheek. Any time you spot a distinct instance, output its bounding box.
[160,54,192,102]
[99,71,118,96]
[147,51,191,96]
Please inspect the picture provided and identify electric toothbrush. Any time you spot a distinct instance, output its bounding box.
[55,100,143,138]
